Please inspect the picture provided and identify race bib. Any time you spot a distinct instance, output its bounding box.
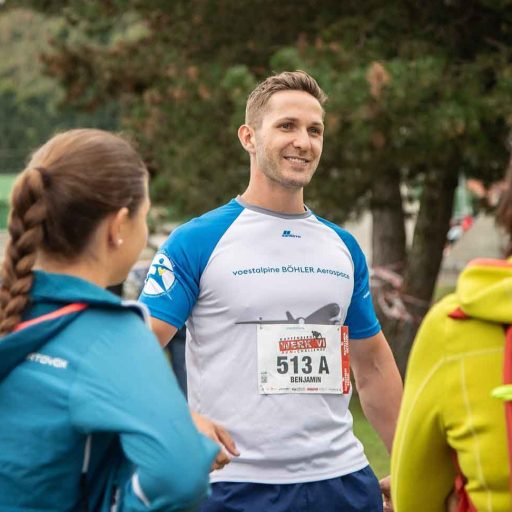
[257,324,350,395]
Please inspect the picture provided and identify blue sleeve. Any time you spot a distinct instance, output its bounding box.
[344,236,381,339]
[318,218,381,339]
[68,312,218,511]
[139,200,243,328]
[138,230,201,329]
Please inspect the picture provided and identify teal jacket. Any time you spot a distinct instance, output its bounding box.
[0,271,218,511]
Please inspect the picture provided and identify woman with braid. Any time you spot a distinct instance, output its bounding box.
[0,129,217,511]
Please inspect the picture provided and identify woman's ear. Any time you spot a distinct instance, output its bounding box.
[107,207,130,249]
[238,124,256,154]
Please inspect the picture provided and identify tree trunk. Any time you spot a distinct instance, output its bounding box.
[369,167,411,377]
[370,167,407,270]
[389,169,459,376]
[403,169,458,305]
[371,168,458,379]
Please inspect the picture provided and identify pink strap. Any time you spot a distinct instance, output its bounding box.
[13,303,88,332]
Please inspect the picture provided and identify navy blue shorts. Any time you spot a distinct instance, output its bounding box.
[200,466,383,512]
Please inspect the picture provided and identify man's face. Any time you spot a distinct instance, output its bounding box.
[252,90,324,189]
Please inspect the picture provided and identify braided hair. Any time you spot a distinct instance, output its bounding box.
[0,169,46,334]
[0,129,148,335]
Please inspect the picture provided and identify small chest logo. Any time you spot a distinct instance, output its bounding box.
[282,230,301,238]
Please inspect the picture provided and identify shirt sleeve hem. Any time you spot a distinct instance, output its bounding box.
[348,323,381,340]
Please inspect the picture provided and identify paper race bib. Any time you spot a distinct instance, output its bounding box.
[257,324,350,395]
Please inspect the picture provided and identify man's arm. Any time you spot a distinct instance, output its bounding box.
[150,316,178,347]
[350,330,402,453]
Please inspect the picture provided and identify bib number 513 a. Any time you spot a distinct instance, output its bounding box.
[257,324,349,395]
[276,355,329,375]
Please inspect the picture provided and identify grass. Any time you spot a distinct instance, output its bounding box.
[0,175,16,230]
[0,174,16,200]
[349,394,390,478]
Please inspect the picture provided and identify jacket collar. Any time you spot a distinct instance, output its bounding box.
[30,270,122,307]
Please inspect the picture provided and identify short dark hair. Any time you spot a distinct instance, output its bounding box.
[245,70,327,126]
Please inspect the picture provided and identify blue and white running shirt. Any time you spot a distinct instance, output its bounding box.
[140,197,381,484]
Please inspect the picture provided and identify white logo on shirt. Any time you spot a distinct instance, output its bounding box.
[27,352,68,369]
[142,252,176,296]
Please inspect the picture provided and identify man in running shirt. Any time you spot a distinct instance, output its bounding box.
[140,70,402,512]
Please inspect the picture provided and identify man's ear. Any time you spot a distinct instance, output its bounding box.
[107,207,130,249]
[238,124,256,154]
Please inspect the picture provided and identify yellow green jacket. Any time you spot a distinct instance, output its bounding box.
[391,258,512,511]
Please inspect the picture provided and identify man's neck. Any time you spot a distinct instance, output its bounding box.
[241,181,305,215]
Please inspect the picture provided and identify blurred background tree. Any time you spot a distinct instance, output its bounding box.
[0,7,119,174]
[5,0,512,372]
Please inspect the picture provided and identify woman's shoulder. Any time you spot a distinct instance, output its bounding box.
[72,302,157,347]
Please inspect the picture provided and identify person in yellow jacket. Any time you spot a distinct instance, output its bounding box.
[391,173,512,511]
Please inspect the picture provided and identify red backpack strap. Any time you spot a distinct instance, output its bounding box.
[492,325,512,494]
[450,451,478,512]
[505,326,512,494]
[13,303,88,333]
[448,307,470,320]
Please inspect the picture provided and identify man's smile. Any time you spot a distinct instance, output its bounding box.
[284,156,310,166]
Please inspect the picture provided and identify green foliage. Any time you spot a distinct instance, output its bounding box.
[0,8,119,176]
[0,8,66,97]
[22,0,512,224]
[0,9,60,173]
